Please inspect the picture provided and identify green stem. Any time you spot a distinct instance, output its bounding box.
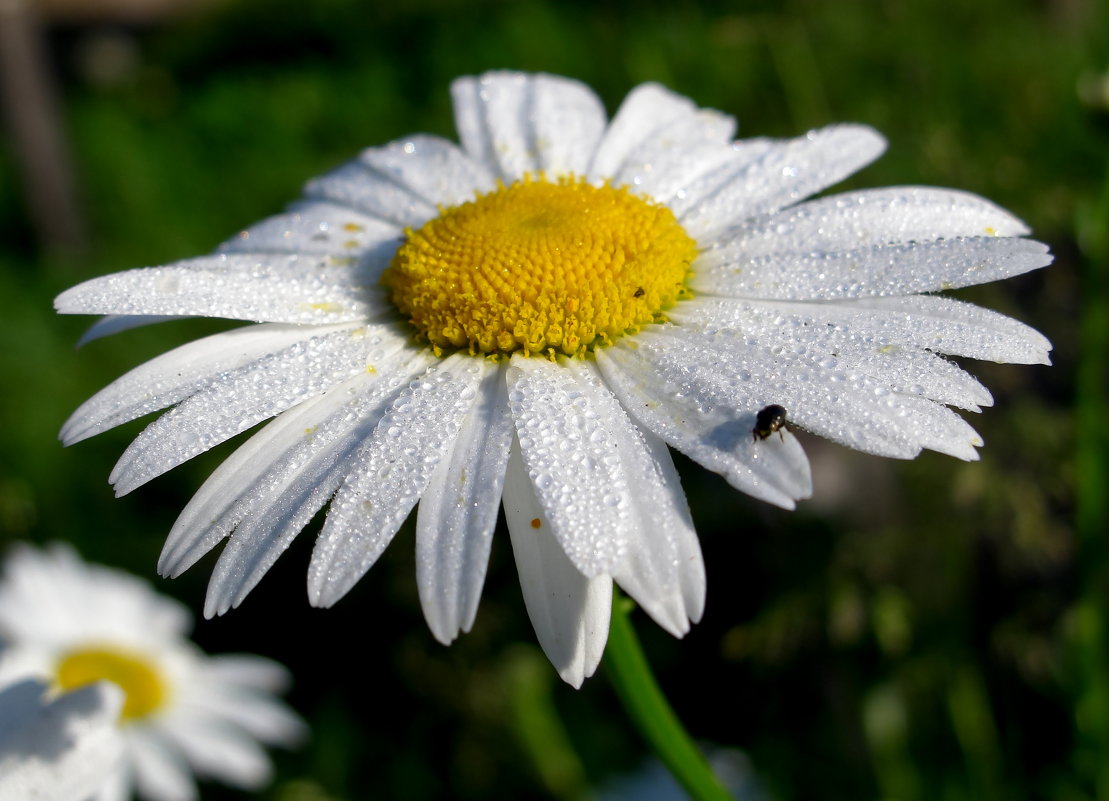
[604,594,735,801]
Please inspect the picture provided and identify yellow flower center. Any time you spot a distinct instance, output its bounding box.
[55,646,168,721]
[381,175,697,357]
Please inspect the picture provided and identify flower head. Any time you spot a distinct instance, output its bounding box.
[55,72,1052,686]
[0,545,305,801]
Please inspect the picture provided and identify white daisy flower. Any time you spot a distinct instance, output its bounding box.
[0,545,305,801]
[55,71,1052,688]
[0,678,125,801]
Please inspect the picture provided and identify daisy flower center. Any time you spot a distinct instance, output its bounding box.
[55,646,168,721]
[381,174,697,357]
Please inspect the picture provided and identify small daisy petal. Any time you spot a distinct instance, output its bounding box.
[0,679,125,801]
[185,684,305,745]
[160,719,272,790]
[127,732,196,801]
[199,655,291,694]
[416,364,514,644]
[58,71,1051,686]
[502,443,612,689]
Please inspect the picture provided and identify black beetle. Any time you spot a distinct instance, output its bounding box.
[752,404,789,442]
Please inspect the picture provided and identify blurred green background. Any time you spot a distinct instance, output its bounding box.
[0,0,1104,799]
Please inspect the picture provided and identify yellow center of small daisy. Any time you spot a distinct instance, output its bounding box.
[55,646,168,721]
[381,175,697,357]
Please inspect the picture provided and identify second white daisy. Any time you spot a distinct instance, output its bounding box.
[0,545,305,801]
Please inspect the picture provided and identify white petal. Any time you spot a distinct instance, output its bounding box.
[883,391,983,461]
[307,354,490,608]
[838,295,1052,364]
[635,431,706,627]
[218,201,402,258]
[160,349,428,606]
[416,364,513,644]
[185,688,305,746]
[62,323,353,445]
[677,294,1051,365]
[692,235,1053,300]
[704,187,1031,260]
[0,680,124,801]
[589,83,702,180]
[201,350,435,617]
[451,71,538,180]
[200,654,291,693]
[302,158,437,227]
[673,299,993,410]
[529,74,608,176]
[450,75,494,172]
[502,442,611,688]
[613,111,737,203]
[176,352,426,595]
[110,325,391,496]
[563,360,705,635]
[90,765,129,801]
[627,327,916,458]
[0,544,191,647]
[451,72,606,181]
[55,253,387,325]
[506,355,633,577]
[200,652,290,687]
[667,137,778,218]
[595,340,813,509]
[638,326,979,460]
[839,346,991,411]
[77,314,182,346]
[678,124,888,239]
[126,730,197,801]
[160,717,272,790]
[158,388,339,578]
[359,134,496,206]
